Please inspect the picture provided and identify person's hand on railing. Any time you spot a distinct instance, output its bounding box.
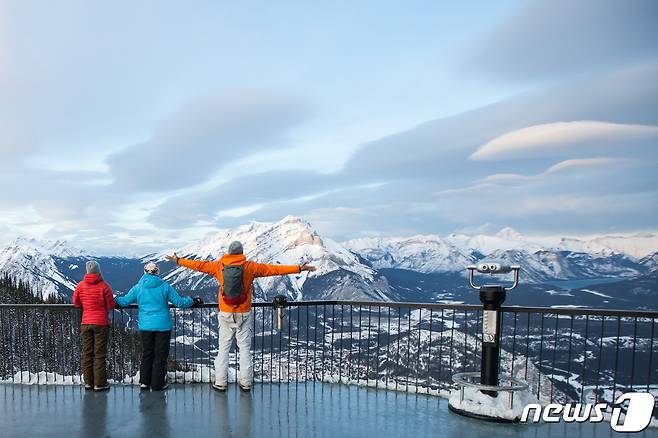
[165,253,180,264]
[193,296,204,307]
[113,296,123,309]
[300,264,316,272]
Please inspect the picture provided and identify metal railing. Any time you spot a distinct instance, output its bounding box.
[0,301,656,405]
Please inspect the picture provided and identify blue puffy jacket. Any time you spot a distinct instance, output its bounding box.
[115,274,193,331]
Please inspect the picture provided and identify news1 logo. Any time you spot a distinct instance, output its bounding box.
[521,392,656,432]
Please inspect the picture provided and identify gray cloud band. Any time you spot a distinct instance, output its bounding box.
[148,64,658,236]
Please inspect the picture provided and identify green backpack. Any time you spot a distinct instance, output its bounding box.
[222,265,247,306]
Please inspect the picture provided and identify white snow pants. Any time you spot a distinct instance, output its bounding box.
[215,310,253,387]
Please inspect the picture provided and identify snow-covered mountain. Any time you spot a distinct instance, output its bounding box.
[344,235,476,273]
[343,227,655,282]
[547,234,658,259]
[444,227,545,255]
[483,249,642,283]
[0,218,392,303]
[0,238,146,301]
[0,238,87,300]
[159,216,391,301]
[1,220,656,304]
[639,252,658,273]
[444,228,658,259]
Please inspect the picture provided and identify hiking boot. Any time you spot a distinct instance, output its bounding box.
[94,384,110,392]
[153,375,169,391]
[212,383,227,392]
[84,384,93,391]
[152,382,169,391]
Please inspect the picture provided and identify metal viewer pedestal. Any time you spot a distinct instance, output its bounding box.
[479,285,506,397]
[449,263,528,422]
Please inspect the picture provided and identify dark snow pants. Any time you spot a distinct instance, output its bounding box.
[81,324,109,387]
[140,330,171,389]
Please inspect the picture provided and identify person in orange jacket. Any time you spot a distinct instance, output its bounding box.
[166,240,315,391]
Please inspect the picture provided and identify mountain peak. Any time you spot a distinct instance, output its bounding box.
[164,216,369,274]
[159,216,378,300]
[495,227,524,240]
[280,215,304,224]
[277,215,316,232]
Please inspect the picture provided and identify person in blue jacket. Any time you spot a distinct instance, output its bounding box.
[115,262,203,390]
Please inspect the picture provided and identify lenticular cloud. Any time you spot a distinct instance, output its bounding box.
[470,121,658,160]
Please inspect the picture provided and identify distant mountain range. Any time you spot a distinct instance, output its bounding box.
[1,216,656,309]
[343,228,658,279]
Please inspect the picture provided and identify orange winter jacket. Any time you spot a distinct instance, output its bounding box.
[177,254,301,313]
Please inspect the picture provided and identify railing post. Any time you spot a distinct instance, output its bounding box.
[479,286,506,397]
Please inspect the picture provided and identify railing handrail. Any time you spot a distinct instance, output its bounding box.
[500,305,658,318]
[1,300,657,318]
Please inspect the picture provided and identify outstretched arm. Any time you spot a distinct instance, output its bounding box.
[251,262,316,278]
[115,285,138,308]
[166,284,194,308]
[166,252,218,276]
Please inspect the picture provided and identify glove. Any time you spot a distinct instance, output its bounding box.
[193,296,204,307]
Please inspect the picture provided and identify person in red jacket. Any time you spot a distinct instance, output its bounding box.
[72,260,116,391]
[166,240,315,391]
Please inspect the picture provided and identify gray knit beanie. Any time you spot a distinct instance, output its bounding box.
[228,241,244,255]
[86,260,101,274]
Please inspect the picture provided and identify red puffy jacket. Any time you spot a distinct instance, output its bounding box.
[72,274,116,325]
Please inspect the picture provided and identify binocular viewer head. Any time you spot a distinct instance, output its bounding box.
[273,294,288,308]
[469,262,520,275]
[467,261,521,291]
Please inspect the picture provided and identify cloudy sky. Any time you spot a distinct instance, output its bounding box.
[1,0,657,254]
